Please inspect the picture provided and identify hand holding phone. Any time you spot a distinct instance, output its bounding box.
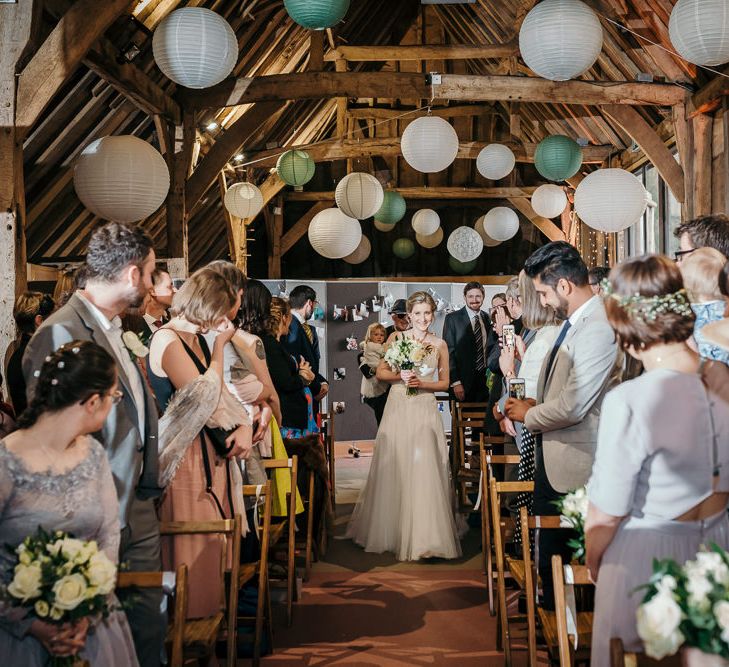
[508,378,526,401]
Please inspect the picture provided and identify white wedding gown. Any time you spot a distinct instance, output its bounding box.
[346,346,462,561]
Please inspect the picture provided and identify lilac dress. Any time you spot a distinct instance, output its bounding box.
[0,438,139,666]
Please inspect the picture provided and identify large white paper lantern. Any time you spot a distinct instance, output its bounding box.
[447,226,484,263]
[574,168,649,233]
[476,144,516,180]
[519,0,603,81]
[308,208,362,258]
[484,207,519,242]
[475,216,502,247]
[224,182,264,219]
[401,116,459,173]
[531,184,568,219]
[374,220,396,232]
[416,227,444,249]
[343,235,371,264]
[411,209,440,236]
[669,0,729,67]
[153,8,238,89]
[74,136,170,223]
[335,172,384,220]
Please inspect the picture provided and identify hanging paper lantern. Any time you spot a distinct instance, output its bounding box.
[276,150,315,188]
[224,182,264,219]
[374,220,396,232]
[476,144,516,180]
[411,209,441,236]
[519,0,603,81]
[343,235,371,264]
[283,0,350,30]
[669,0,729,67]
[375,190,406,225]
[447,227,484,263]
[574,168,650,233]
[335,172,384,220]
[484,207,519,242]
[475,216,502,247]
[449,257,478,275]
[400,116,459,173]
[73,136,170,223]
[153,8,238,89]
[534,135,583,181]
[416,227,444,249]
[531,184,568,218]
[393,238,415,259]
[308,208,362,259]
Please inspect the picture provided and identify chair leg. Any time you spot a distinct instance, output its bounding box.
[497,572,512,666]
[305,471,315,581]
[287,519,295,627]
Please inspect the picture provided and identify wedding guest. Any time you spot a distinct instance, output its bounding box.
[488,277,523,373]
[52,265,87,309]
[240,278,272,341]
[674,213,729,261]
[23,222,162,667]
[145,268,175,333]
[504,241,620,607]
[359,322,388,424]
[0,341,138,666]
[588,266,610,296]
[586,255,729,666]
[491,292,506,310]
[385,299,410,337]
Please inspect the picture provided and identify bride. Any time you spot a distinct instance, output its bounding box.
[346,291,461,561]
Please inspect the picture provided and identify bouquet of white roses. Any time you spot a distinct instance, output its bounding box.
[555,487,588,563]
[636,544,729,660]
[383,337,433,396]
[2,527,117,666]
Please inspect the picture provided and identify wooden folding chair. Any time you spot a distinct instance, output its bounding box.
[551,554,594,667]
[321,409,336,508]
[159,516,242,667]
[117,565,188,667]
[609,638,683,667]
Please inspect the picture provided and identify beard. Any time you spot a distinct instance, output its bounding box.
[124,283,148,309]
[553,294,569,321]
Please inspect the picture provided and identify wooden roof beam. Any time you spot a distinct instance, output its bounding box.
[511,197,565,242]
[324,43,519,62]
[348,103,495,119]
[281,202,329,255]
[283,186,538,201]
[691,66,729,115]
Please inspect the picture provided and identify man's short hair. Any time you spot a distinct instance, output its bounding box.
[463,281,484,296]
[151,268,170,288]
[524,241,589,288]
[675,215,729,257]
[289,285,317,309]
[85,222,153,283]
[14,292,55,334]
[588,266,611,286]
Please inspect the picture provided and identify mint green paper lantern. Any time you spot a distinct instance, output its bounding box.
[449,256,477,275]
[393,238,415,259]
[284,0,350,30]
[276,150,315,188]
[534,135,583,182]
[374,191,406,225]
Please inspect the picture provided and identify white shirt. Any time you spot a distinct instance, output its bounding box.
[568,295,597,327]
[292,310,306,325]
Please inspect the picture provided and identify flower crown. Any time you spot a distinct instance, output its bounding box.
[601,279,694,322]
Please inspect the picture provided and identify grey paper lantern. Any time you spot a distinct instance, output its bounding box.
[447,226,484,262]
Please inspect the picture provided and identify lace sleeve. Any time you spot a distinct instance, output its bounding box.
[91,440,121,561]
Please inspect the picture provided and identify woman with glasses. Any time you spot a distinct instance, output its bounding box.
[0,341,139,666]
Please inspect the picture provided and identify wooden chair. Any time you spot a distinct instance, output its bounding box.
[609,638,683,667]
[117,565,188,667]
[321,408,336,508]
[159,516,242,667]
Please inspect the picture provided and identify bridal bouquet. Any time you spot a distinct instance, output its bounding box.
[555,487,588,563]
[384,337,433,396]
[3,527,117,666]
[636,544,729,660]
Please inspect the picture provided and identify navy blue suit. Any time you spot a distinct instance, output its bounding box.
[283,316,327,398]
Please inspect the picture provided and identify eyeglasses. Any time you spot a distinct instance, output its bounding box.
[108,390,123,405]
[674,249,696,262]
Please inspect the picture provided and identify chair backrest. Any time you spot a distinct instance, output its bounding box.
[609,638,683,667]
[552,554,593,667]
[488,478,534,571]
[263,455,299,517]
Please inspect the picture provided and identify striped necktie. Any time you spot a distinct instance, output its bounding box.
[473,314,485,372]
[303,322,314,344]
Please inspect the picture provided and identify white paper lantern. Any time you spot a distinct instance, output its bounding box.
[484,207,520,242]
[531,184,568,219]
[308,208,362,258]
[400,116,459,173]
[416,227,444,249]
[153,8,238,89]
[224,182,264,219]
[374,220,396,232]
[475,216,502,247]
[669,0,729,66]
[335,172,384,220]
[343,235,371,264]
[73,136,170,223]
[476,144,516,180]
[447,226,484,263]
[411,209,440,236]
[519,0,603,81]
[574,168,649,233]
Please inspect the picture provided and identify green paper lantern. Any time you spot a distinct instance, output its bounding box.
[449,256,477,275]
[276,150,315,187]
[284,0,350,30]
[374,191,406,225]
[393,238,415,259]
[534,135,583,182]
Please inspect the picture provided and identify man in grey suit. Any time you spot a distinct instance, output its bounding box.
[23,222,164,666]
[505,241,620,606]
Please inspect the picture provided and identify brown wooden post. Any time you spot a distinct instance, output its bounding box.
[693,113,714,217]
[267,196,284,279]
[166,110,195,278]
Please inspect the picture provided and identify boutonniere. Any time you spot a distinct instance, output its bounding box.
[121,331,149,360]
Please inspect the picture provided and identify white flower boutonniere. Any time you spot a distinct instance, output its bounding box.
[122,331,150,360]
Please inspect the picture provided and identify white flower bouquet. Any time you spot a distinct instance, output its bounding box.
[555,487,588,563]
[383,337,433,396]
[636,544,729,660]
[2,527,117,666]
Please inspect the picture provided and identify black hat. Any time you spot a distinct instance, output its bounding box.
[389,299,407,315]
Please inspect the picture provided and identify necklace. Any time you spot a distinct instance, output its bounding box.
[411,330,431,343]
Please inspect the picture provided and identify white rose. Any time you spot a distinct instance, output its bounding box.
[49,606,63,621]
[636,591,684,659]
[686,571,713,612]
[714,600,729,645]
[46,540,63,557]
[52,573,88,611]
[18,550,32,566]
[34,599,50,618]
[656,575,678,594]
[122,331,149,358]
[696,552,729,585]
[75,541,98,566]
[8,563,43,602]
[59,538,85,562]
[85,552,117,596]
